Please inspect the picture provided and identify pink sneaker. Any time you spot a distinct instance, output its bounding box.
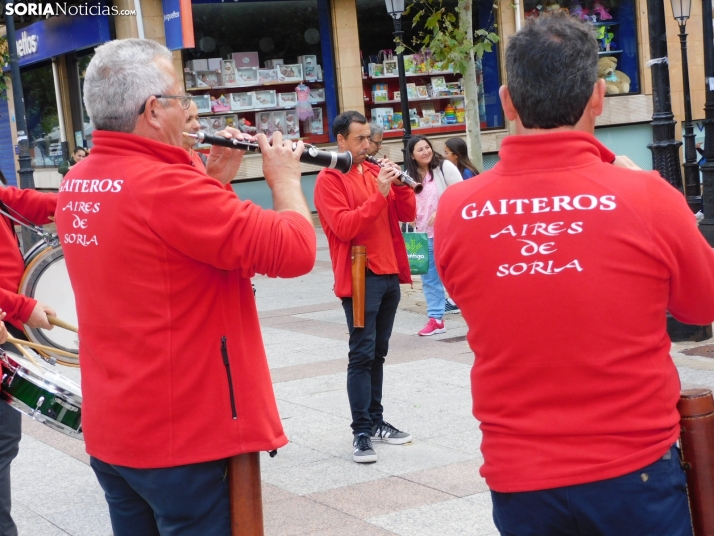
[419,318,445,336]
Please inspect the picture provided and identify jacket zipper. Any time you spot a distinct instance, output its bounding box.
[221,336,238,420]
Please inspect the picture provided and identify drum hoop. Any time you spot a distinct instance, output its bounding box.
[2,354,82,406]
[18,245,80,363]
[0,394,83,438]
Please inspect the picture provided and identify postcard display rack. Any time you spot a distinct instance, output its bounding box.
[363,55,466,136]
[185,53,328,144]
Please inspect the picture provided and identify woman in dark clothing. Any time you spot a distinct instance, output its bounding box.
[443,138,479,179]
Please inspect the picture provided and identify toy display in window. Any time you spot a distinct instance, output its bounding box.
[285,112,300,139]
[598,57,630,94]
[258,112,273,136]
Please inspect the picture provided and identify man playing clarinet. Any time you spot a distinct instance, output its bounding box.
[435,14,714,535]
[55,38,315,536]
[314,111,415,463]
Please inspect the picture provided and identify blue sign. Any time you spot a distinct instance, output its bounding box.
[5,12,111,70]
[163,0,195,50]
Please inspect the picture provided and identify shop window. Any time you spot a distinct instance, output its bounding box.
[20,61,61,168]
[357,0,503,135]
[522,0,640,95]
[185,0,335,144]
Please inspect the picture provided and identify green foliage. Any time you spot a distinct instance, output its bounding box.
[398,0,499,76]
[0,37,10,98]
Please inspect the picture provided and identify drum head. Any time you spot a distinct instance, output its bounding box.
[19,245,79,366]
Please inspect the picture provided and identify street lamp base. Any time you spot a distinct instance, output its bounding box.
[686,195,702,214]
[698,219,714,246]
[667,312,712,342]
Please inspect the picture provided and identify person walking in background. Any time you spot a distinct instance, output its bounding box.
[404,135,462,336]
[58,146,88,177]
[444,138,479,180]
[368,123,384,157]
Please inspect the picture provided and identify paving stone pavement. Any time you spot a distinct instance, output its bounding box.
[10,227,714,535]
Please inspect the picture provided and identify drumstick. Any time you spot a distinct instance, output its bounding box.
[47,316,78,333]
[11,340,40,367]
[6,337,78,360]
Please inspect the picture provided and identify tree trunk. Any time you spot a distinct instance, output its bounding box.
[459,0,484,171]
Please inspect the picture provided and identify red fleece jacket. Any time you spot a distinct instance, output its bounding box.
[0,187,57,329]
[55,131,316,468]
[434,131,714,492]
[314,162,415,297]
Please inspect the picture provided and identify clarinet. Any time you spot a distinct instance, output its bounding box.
[364,155,423,193]
[185,132,353,174]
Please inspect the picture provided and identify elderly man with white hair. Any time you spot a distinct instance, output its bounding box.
[55,38,316,536]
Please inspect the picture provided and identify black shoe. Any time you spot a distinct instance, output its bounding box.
[353,433,377,463]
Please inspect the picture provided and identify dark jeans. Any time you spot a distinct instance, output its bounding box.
[491,445,693,536]
[0,325,26,536]
[90,457,231,536]
[341,271,400,435]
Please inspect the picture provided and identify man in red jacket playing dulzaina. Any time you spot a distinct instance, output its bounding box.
[314,111,415,463]
[435,14,714,535]
[55,39,316,536]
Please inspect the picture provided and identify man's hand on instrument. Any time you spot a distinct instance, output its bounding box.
[206,127,256,185]
[377,157,400,171]
[376,165,401,197]
[258,131,304,191]
[26,302,56,330]
[0,310,7,345]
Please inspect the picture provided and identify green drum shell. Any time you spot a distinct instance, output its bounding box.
[1,359,82,438]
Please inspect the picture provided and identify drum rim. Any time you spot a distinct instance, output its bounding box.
[2,353,82,406]
[1,395,83,437]
[18,245,80,364]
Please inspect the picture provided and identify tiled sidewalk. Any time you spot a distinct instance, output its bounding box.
[10,227,714,535]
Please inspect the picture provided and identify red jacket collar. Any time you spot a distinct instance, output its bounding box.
[496,131,616,175]
[89,130,193,166]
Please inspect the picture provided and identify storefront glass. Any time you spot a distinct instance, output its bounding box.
[357,0,503,132]
[20,61,61,168]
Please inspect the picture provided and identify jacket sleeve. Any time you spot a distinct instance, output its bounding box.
[58,161,70,177]
[144,169,316,280]
[0,286,36,327]
[649,176,714,324]
[391,183,416,222]
[314,170,389,242]
[0,187,57,224]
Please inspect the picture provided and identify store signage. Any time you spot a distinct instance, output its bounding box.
[163,0,195,50]
[4,13,111,69]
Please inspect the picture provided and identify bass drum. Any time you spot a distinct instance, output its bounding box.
[19,242,79,366]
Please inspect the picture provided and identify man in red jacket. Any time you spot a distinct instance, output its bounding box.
[0,175,57,536]
[435,14,713,535]
[314,111,415,463]
[55,38,315,536]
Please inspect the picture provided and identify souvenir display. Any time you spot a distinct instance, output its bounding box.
[431,76,448,96]
[368,63,385,77]
[298,55,318,82]
[309,107,323,135]
[295,82,313,121]
[192,95,211,114]
[277,64,304,83]
[230,92,253,111]
[196,71,221,88]
[406,84,418,99]
[278,92,298,107]
[185,72,197,89]
[265,59,284,68]
[383,60,398,76]
[186,59,208,71]
[232,52,260,68]
[253,89,277,108]
[258,68,278,83]
[210,95,230,113]
[285,111,300,139]
[371,107,393,128]
[198,117,212,135]
[224,114,239,129]
[257,112,273,136]
[308,88,325,102]
[372,83,388,103]
[416,86,428,98]
[210,115,227,133]
[236,67,259,86]
[271,111,287,136]
[222,60,237,87]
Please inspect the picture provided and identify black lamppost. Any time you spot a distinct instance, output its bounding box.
[4,8,39,250]
[698,0,714,244]
[385,0,412,152]
[671,0,701,213]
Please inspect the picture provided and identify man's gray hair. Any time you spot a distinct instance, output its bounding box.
[83,39,175,133]
[370,122,384,137]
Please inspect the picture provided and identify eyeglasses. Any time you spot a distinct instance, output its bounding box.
[370,139,383,148]
[138,94,192,115]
